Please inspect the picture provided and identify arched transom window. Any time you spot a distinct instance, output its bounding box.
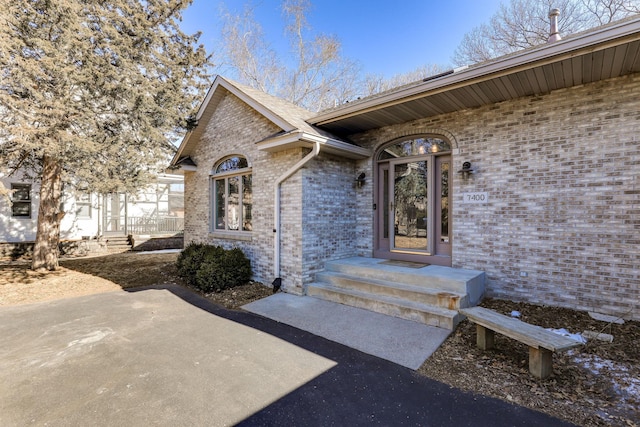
[211,155,252,232]
[378,137,450,160]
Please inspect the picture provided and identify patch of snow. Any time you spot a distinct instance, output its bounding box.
[581,330,614,343]
[588,311,625,324]
[547,328,587,343]
[569,352,640,406]
[510,310,521,318]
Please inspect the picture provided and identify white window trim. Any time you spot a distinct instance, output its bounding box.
[11,183,32,219]
[210,162,252,235]
[76,192,92,219]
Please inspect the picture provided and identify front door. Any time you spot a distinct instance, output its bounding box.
[374,138,451,266]
[392,158,429,253]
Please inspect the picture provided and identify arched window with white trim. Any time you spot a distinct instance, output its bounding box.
[211,155,252,232]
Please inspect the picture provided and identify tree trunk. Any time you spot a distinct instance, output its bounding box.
[32,155,64,271]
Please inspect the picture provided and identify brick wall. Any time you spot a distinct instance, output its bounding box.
[185,74,639,319]
[300,152,358,285]
[184,90,308,289]
[350,73,640,320]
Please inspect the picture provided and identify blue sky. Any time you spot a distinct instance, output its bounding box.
[180,0,505,78]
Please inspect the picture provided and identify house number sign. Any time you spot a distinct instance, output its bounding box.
[461,192,488,204]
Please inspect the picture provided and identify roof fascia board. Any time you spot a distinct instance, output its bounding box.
[218,78,296,132]
[164,164,196,175]
[311,17,640,126]
[194,76,294,131]
[170,75,224,166]
[301,133,371,158]
[257,131,371,158]
[170,130,193,166]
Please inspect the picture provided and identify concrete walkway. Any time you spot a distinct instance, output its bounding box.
[0,286,574,426]
[243,293,450,369]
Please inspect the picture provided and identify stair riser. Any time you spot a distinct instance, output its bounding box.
[105,238,132,252]
[307,286,461,330]
[326,263,470,293]
[315,272,469,310]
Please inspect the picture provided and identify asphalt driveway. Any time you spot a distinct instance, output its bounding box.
[0,285,574,426]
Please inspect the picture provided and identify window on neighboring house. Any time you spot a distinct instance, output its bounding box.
[211,156,252,232]
[76,192,92,218]
[11,183,31,218]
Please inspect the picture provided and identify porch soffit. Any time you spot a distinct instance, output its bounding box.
[309,17,640,136]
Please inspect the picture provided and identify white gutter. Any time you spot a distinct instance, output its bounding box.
[257,130,371,159]
[273,140,321,284]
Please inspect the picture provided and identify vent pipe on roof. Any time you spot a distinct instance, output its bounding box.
[548,8,561,43]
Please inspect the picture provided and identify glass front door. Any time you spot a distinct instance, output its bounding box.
[392,160,429,252]
[375,154,451,264]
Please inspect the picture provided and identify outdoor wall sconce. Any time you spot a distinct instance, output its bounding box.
[355,172,366,188]
[458,161,475,178]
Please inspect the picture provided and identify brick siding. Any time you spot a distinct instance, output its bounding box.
[184,90,313,292]
[185,73,639,319]
[301,153,358,285]
[349,73,640,320]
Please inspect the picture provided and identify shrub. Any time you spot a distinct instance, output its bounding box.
[177,244,251,292]
[195,247,251,293]
[176,243,220,285]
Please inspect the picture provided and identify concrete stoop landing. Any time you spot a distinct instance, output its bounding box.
[306,257,486,330]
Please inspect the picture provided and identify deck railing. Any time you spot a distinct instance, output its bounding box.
[125,216,184,235]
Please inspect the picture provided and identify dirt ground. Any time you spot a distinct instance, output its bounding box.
[1,251,638,427]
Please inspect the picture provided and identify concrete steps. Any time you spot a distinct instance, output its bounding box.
[104,236,132,253]
[306,257,485,330]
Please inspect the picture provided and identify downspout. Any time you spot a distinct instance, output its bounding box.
[273,140,321,287]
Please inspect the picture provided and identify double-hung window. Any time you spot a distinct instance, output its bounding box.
[76,192,92,218]
[11,183,32,218]
[212,156,252,232]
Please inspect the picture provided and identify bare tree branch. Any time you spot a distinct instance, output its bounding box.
[453,0,640,66]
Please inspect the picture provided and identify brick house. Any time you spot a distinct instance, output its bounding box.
[171,17,640,322]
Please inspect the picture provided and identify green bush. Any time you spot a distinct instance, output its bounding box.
[176,243,226,285]
[196,247,251,293]
[177,244,251,293]
[176,243,212,285]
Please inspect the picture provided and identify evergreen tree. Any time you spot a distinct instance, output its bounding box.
[0,0,210,270]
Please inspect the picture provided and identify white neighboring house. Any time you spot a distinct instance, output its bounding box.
[0,169,184,251]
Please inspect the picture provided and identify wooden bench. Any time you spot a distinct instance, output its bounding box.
[459,306,583,379]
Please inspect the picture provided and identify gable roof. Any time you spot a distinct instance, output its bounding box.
[170,76,369,169]
[309,16,640,135]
